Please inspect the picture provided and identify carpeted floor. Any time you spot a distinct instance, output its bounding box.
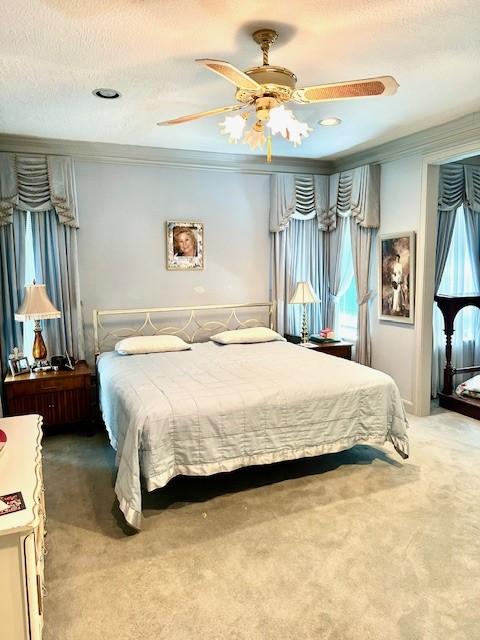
[42,407,480,640]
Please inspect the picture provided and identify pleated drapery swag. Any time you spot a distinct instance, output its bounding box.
[270,174,328,337]
[270,165,380,366]
[0,153,84,374]
[432,163,480,395]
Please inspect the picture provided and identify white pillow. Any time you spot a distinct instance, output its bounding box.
[115,335,191,355]
[210,327,286,345]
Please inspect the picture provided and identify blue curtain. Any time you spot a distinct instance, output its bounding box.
[286,217,324,336]
[0,211,28,371]
[432,206,480,395]
[30,209,85,360]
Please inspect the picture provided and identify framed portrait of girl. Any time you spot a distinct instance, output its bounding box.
[166,221,204,270]
[378,231,415,324]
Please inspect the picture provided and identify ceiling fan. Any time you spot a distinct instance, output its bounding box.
[157,28,399,160]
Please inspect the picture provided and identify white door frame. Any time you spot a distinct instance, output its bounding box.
[413,139,480,416]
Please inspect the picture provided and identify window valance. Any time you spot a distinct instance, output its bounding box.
[322,164,380,231]
[439,164,480,213]
[269,174,330,231]
[269,164,380,233]
[0,153,79,227]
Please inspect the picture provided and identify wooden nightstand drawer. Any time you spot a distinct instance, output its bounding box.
[313,343,352,359]
[6,374,86,397]
[4,361,92,428]
[285,334,353,360]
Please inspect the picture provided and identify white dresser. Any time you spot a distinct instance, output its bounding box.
[0,415,45,640]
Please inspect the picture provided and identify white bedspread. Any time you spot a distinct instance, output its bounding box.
[97,341,409,529]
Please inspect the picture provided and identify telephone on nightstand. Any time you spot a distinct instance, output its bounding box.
[50,353,74,371]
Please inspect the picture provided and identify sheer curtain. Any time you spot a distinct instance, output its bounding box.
[325,216,352,333]
[0,212,27,368]
[432,206,480,395]
[286,217,324,335]
[270,174,327,335]
[323,166,379,365]
[31,209,85,359]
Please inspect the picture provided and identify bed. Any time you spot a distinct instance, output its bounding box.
[94,303,409,529]
[435,293,480,420]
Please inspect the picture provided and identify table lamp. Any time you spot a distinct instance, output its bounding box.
[289,281,320,344]
[15,283,61,362]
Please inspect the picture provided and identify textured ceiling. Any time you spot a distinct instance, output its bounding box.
[0,0,479,160]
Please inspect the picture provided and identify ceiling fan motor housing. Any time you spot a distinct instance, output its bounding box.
[235,66,297,104]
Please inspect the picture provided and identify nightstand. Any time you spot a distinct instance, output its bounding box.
[4,360,92,429]
[285,334,353,360]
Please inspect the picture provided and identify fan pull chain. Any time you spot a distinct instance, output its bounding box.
[266,134,272,163]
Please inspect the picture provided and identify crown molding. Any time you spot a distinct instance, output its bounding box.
[2,111,479,176]
[332,111,480,172]
[0,133,333,175]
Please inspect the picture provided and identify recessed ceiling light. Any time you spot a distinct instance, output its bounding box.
[92,88,121,99]
[319,117,342,127]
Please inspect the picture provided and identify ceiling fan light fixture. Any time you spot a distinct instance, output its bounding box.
[319,116,342,127]
[267,105,290,138]
[267,105,311,146]
[286,119,313,146]
[219,113,247,143]
[244,121,267,151]
[157,28,398,161]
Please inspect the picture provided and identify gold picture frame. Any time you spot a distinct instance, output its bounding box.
[166,221,204,271]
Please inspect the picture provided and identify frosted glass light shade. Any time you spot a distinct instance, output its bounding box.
[219,114,246,143]
[244,122,266,150]
[15,284,61,320]
[289,281,320,305]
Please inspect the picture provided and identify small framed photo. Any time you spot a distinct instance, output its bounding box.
[166,221,204,270]
[378,231,415,324]
[8,356,31,377]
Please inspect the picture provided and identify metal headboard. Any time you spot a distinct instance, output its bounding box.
[93,302,276,355]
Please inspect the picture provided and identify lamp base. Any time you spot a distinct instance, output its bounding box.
[32,321,48,361]
[300,305,309,344]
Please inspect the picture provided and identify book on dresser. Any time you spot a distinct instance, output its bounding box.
[0,414,45,640]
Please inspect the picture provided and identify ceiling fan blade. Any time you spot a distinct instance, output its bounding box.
[292,76,399,104]
[157,104,244,126]
[196,58,261,91]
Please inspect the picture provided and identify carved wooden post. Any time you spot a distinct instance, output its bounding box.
[435,295,458,396]
[443,329,454,395]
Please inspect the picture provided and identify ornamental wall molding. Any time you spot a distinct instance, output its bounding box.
[0,134,330,175]
[0,110,479,174]
[332,111,480,171]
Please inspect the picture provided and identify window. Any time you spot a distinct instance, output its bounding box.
[337,221,358,342]
[438,205,477,296]
[432,205,480,393]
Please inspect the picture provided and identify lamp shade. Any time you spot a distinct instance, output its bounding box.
[15,284,61,321]
[289,281,320,305]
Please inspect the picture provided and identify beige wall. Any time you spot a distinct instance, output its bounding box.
[73,154,431,407]
[74,160,271,359]
[370,156,424,406]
